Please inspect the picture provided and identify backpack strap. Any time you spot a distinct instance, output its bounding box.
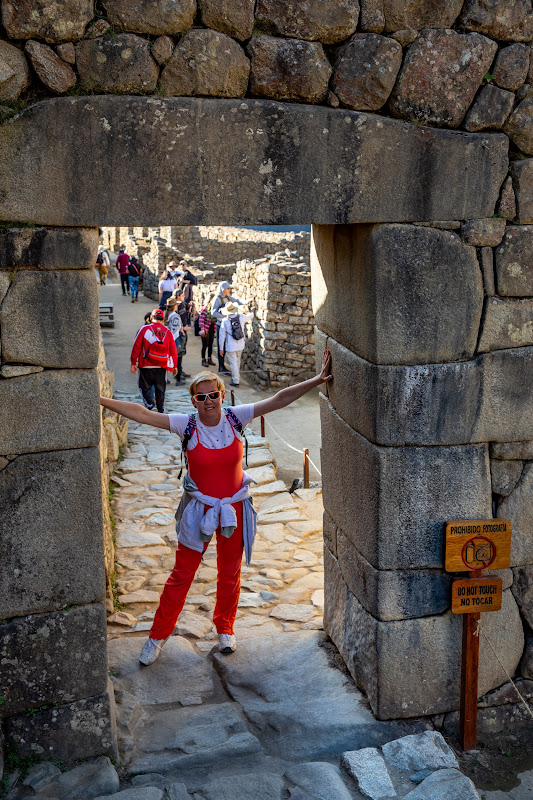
[224,408,248,467]
[178,413,197,479]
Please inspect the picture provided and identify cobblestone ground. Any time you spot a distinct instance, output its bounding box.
[107,384,324,651]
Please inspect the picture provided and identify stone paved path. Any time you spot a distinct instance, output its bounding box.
[107,384,325,650]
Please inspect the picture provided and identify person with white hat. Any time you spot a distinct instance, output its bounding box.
[211,281,247,375]
[219,303,253,387]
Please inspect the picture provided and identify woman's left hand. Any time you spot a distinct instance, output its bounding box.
[318,349,332,383]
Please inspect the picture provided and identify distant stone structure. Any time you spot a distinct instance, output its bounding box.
[1,0,533,766]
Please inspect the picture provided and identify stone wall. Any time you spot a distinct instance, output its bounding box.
[194,250,315,389]
[97,331,129,609]
[0,226,117,763]
[314,219,533,720]
[100,225,310,302]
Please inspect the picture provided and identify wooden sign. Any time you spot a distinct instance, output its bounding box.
[452,578,502,614]
[445,519,511,572]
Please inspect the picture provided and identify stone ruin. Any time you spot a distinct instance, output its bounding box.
[0,0,533,767]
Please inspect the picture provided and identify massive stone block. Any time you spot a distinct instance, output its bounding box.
[102,0,196,35]
[0,41,31,102]
[498,463,533,566]
[0,226,98,269]
[0,369,100,455]
[325,548,524,719]
[0,448,105,618]
[389,29,497,128]
[198,0,254,41]
[311,223,483,365]
[248,36,332,104]
[478,297,533,352]
[495,225,533,296]
[0,270,99,368]
[254,0,359,44]
[7,683,117,763]
[332,33,402,111]
[2,0,94,43]
[504,96,533,155]
[321,333,533,446]
[0,604,108,715]
[76,34,159,94]
[511,158,533,224]
[382,0,464,32]
[160,30,250,99]
[0,97,508,226]
[459,0,533,42]
[320,396,492,570]
[336,529,452,621]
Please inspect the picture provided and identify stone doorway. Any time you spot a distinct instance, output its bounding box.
[1,94,531,766]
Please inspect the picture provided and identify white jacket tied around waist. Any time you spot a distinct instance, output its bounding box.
[175,472,257,565]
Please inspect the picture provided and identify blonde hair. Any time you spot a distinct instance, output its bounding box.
[189,371,225,397]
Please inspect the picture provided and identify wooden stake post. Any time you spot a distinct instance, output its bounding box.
[444,519,511,751]
[303,448,309,488]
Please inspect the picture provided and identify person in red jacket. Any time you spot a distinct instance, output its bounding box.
[116,246,131,296]
[131,309,178,413]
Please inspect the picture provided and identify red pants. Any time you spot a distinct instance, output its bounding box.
[150,526,244,639]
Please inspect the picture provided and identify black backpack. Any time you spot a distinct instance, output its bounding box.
[230,315,244,340]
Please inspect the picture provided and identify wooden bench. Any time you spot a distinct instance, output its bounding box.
[99,302,114,328]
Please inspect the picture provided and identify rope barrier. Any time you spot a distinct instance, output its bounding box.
[475,618,533,721]
[232,388,322,478]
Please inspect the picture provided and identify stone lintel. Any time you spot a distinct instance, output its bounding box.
[0,448,105,618]
[0,604,108,715]
[0,369,100,455]
[0,96,508,226]
[320,396,492,570]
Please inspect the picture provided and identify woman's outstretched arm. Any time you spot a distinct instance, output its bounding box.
[252,350,332,419]
[100,396,171,430]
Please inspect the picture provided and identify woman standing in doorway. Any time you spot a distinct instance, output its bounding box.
[99,351,332,665]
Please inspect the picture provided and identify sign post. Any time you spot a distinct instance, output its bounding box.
[444,519,511,751]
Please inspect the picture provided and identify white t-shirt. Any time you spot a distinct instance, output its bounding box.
[168,404,254,451]
[159,277,177,293]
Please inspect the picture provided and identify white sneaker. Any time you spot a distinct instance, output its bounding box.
[218,633,237,654]
[139,637,168,665]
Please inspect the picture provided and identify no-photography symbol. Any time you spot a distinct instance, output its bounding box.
[461,535,496,570]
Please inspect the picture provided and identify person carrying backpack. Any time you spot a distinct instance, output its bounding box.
[219,303,253,387]
[99,352,332,666]
[130,308,178,413]
[128,257,142,303]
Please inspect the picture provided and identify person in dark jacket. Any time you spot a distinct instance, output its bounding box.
[116,247,130,296]
[128,257,142,303]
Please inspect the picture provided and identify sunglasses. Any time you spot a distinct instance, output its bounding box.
[194,391,221,402]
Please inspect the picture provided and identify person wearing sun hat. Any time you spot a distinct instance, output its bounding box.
[99,351,333,666]
[165,295,190,386]
[219,302,253,387]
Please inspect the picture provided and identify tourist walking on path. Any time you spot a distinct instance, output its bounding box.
[165,297,190,386]
[158,268,178,310]
[130,308,178,413]
[128,257,142,303]
[199,295,216,367]
[97,245,110,286]
[117,247,131,296]
[219,303,253,387]
[211,281,246,375]
[99,350,332,665]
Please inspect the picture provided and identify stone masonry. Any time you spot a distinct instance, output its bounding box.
[313,220,533,720]
[0,227,117,761]
[3,0,533,767]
